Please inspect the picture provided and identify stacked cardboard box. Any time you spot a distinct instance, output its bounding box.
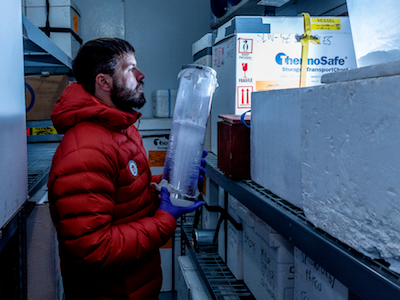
[25,74,69,121]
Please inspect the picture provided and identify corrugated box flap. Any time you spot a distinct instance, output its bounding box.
[213,16,271,45]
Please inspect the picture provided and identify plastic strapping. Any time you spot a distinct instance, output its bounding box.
[300,13,320,87]
[25,82,35,113]
[203,203,243,231]
[168,89,171,118]
[240,110,251,128]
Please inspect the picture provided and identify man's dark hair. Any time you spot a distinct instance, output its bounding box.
[72,38,135,95]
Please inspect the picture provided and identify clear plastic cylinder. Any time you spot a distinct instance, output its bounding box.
[162,64,218,207]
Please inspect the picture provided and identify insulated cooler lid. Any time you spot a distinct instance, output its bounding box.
[181,64,217,78]
[218,114,250,125]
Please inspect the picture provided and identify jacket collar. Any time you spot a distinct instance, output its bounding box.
[51,82,142,134]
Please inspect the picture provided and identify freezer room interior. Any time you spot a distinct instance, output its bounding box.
[2,0,400,299]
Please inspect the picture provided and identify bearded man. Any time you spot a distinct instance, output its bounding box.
[47,38,204,300]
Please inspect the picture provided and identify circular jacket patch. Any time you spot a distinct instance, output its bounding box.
[128,160,139,178]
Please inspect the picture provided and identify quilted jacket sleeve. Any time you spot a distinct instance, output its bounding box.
[48,125,176,269]
[151,174,163,184]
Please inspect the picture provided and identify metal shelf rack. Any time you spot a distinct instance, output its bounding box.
[27,142,59,196]
[205,153,400,300]
[181,226,255,300]
[210,0,265,29]
[22,14,72,75]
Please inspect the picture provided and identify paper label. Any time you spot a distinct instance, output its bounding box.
[312,24,341,30]
[294,247,348,300]
[73,13,79,34]
[313,18,341,24]
[312,18,341,30]
[148,150,166,167]
[31,127,57,135]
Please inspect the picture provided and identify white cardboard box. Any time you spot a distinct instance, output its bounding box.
[192,33,212,60]
[192,33,213,67]
[227,221,243,280]
[192,33,213,151]
[238,205,294,300]
[210,16,356,154]
[226,195,244,280]
[294,247,348,300]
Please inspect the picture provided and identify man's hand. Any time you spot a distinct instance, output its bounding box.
[198,150,208,186]
[158,187,205,220]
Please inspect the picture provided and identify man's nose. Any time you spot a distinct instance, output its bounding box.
[135,68,145,81]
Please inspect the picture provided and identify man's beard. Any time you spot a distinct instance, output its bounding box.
[110,77,146,112]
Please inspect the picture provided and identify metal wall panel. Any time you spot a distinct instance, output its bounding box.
[0,2,28,229]
[74,0,125,43]
[124,0,211,119]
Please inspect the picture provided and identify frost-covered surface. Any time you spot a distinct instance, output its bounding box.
[251,89,303,208]
[301,75,400,274]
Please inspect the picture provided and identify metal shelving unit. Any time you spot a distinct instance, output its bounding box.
[210,0,266,29]
[181,226,255,300]
[22,14,72,75]
[205,153,400,300]
[27,142,59,197]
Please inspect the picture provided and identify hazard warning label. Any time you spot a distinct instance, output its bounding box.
[237,86,252,109]
[238,38,253,54]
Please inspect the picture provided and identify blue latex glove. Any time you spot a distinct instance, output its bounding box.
[158,187,205,220]
[198,150,208,186]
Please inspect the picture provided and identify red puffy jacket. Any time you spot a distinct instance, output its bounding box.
[47,82,176,300]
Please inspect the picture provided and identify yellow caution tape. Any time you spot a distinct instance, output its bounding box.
[300,13,320,87]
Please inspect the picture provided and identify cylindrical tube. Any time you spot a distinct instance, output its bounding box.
[162,64,218,207]
[192,229,216,251]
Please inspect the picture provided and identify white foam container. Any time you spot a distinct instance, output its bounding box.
[251,88,302,208]
[217,186,226,262]
[177,256,210,300]
[251,62,400,274]
[226,195,244,280]
[238,205,294,300]
[301,69,400,274]
[152,89,177,118]
[25,0,81,58]
[294,247,348,300]
[201,177,219,230]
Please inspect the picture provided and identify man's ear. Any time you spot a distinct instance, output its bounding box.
[95,73,112,92]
